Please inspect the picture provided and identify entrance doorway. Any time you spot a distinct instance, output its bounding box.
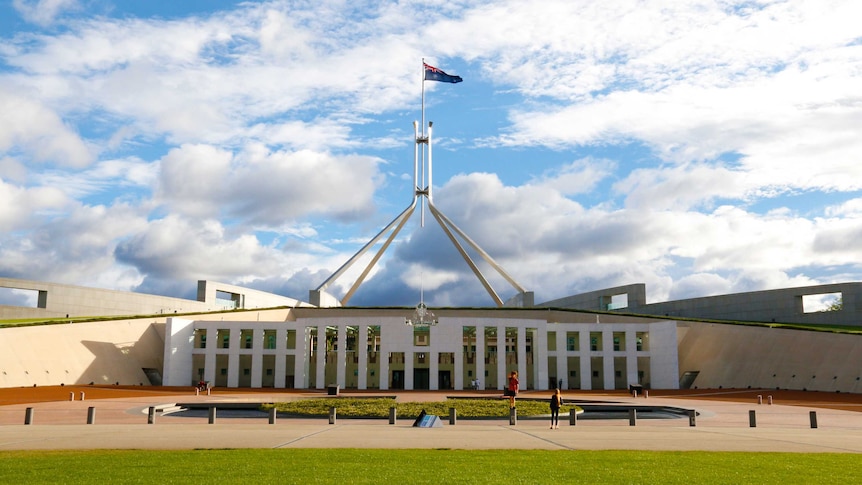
[414,368,430,390]
[438,370,451,390]
[391,370,404,389]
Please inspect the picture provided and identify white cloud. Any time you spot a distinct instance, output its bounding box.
[0,89,93,168]
[155,143,384,225]
[529,158,614,196]
[2,0,862,307]
[0,179,69,231]
[0,201,148,288]
[12,0,78,26]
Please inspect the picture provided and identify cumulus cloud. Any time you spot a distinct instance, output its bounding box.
[155,143,384,225]
[2,0,862,307]
[0,89,93,168]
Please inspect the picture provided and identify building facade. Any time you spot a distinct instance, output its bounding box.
[163,309,679,391]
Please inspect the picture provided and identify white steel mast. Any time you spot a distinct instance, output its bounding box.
[310,60,532,308]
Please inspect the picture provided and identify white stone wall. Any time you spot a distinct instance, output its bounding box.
[0,318,166,388]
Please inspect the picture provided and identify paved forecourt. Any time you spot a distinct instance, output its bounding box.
[1,388,861,452]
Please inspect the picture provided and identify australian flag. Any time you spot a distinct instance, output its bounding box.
[424,62,463,83]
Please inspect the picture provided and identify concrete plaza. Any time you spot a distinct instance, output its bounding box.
[1,387,860,452]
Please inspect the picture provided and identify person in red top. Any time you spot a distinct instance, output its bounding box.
[507,371,519,408]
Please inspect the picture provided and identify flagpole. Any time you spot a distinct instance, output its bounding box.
[420,58,426,226]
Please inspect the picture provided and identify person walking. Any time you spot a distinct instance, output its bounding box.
[549,388,563,429]
[507,371,519,408]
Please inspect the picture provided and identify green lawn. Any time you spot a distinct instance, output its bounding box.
[0,449,857,484]
[266,397,580,418]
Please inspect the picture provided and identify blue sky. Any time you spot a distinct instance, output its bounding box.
[1,0,862,308]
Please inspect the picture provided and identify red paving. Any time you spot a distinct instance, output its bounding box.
[2,385,860,410]
[2,386,862,452]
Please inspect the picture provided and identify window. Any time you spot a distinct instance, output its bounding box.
[636,332,648,351]
[194,329,207,349]
[566,331,578,351]
[590,332,602,351]
[547,331,556,351]
[414,327,430,346]
[264,330,277,349]
[241,329,253,349]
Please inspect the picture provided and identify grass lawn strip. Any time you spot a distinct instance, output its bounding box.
[0,449,857,484]
[265,397,580,418]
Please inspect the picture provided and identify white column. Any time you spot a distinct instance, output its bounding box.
[535,326,548,391]
[204,332,216,387]
[336,325,346,388]
[274,328,286,389]
[603,329,614,390]
[358,325,368,389]
[251,328,263,388]
[454,339,464,390]
[626,330,638,387]
[556,329,566,390]
[475,326,485,390]
[517,325,527,389]
[497,325,506,390]
[295,328,308,389]
[227,327,240,388]
[379,352,389,391]
[580,329,591,390]
[315,325,326,390]
[405,351,414,390]
[430,350,439,391]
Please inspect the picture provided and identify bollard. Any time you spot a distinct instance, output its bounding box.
[644,390,648,398]
[268,407,277,425]
[80,392,85,401]
[147,406,156,424]
[449,407,457,425]
[195,388,199,396]
[388,407,397,425]
[629,408,637,426]
[569,408,577,426]
[632,390,638,398]
[767,395,773,405]
[757,395,762,405]
[87,406,96,424]
[809,411,818,429]
[509,407,517,425]
[207,388,211,396]
[208,406,217,424]
[749,410,757,427]
[688,409,697,427]
[24,407,34,425]
[329,407,337,425]
[70,392,75,401]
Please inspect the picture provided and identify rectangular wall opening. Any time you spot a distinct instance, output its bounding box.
[802,292,842,313]
[0,287,40,308]
[602,293,629,310]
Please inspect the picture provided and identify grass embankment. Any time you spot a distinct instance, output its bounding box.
[1,449,857,484]
[265,397,579,418]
